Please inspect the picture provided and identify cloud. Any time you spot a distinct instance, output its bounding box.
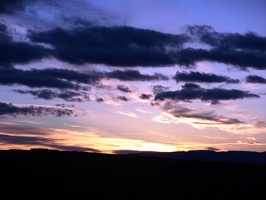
[27,24,266,69]
[152,85,169,95]
[152,115,171,124]
[0,24,12,42]
[161,101,244,125]
[0,23,49,67]
[0,101,74,117]
[0,133,100,152]
[48,145,100,152]
[37,68,101,84]
[105,69,168,81]
[139,94,152,100]
[1,21,266,70]
[115,96,129,102]
[2,67,168,91]
[2,21,265,70]
[0,133,52,145]
[246,75,266,84]
[116,85,132,93]
[96,97,104,103]
[187,25,266,52]
[206,147,220,151]
[14,89,85,102]
[118,111,137,118]
[174,71,239,84]
[0,67,92,89]
[176,48,266,70]
[0,0,35,14]
[181,25,266,70]
[237,136,258,145]
[28,25,189,66]
[252,118,266,128]
[61,16,93,27]
[0,121,100,152]
[0,122,49,135]
[55,104,75,108]
[0,0,121,33]
[154,83,259,104]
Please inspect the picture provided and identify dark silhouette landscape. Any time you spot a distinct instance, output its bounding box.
[1,149,266,199]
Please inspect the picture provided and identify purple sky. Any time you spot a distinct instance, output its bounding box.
[0,0,266,153]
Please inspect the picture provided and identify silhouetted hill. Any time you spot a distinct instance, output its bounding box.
[124,150,266,164]
[1,149,266,199]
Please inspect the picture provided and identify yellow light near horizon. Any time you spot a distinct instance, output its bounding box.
[111,140,177,153]
[82,137,177,154]
[32,129,177,153]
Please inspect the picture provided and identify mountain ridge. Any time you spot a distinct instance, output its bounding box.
[1,148,266,199]
[127,149,266,164]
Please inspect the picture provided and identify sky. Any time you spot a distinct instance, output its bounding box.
[0,0,266,153]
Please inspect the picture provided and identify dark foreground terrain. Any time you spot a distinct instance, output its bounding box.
[1,149,266,199]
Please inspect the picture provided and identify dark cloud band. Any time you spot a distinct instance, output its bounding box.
[0,101,74,117]
[14,89,85,102]
[1,21,265,70]
[176,48,266,70]
[0,23,49,67]
[187,25,266,52]
[28,26,188,66]
[0,68,80,89]
[246,75,266,84]
[174,71,239,84]
[0,0,32,14]
[0,67,168,90]
[27,25,266,70]
[105,70,168,81]
[154,83,259,104]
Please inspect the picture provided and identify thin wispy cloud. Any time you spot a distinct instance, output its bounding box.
[160,101,245,126]
[118,111,137,118]
[0,101,74,117]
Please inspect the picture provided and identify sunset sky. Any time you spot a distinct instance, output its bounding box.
[0,0,266,153]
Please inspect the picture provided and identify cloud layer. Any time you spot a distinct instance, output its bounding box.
[1,20,266,71]
[246,75,266,84]
[187,25,266,52]
[14,89,85,102]
[25,24,266,70]
[0,101,74,117]
[161,101,245,126]
[155,83,259,104]
[28,26,188,66]
[174,71,239,84]
[0,24,49,68]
